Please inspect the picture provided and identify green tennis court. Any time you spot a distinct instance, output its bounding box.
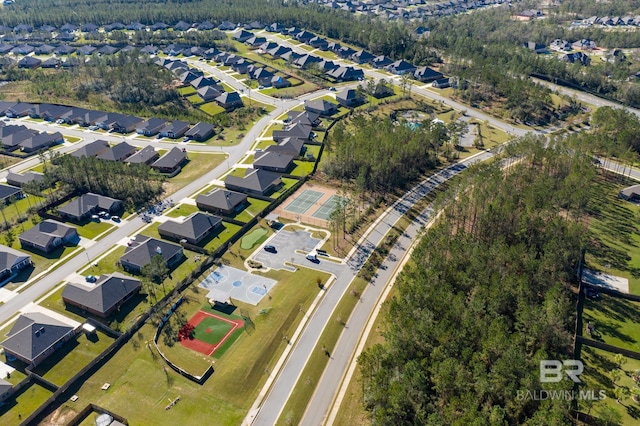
[312,195,347,220]
[193,316,233,345]
[284,189,324,214]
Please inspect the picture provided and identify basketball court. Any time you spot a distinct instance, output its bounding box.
[198,265,277,305]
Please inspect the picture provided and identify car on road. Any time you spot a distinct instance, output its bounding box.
[329,87,337,92]
[85,275,97,283]
[111,215,121,222]
[264,245,277,253]
[258,85,265,89]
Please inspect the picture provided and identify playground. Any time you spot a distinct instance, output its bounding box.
[198,265,277,305]
[179,310,244,357]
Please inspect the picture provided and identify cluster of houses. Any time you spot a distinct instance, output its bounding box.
[0,100,216,143]
[522,38,606,66]
[240,27,444,83]
[580,15,640,27]
[308,0,513,21]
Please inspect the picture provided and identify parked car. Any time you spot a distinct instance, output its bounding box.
[264,245,277,253]
[329,87,337,92]
[85,275,97,283]
[111,215,121,222]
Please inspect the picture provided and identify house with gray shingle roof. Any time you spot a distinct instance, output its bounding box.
[184,122,214,141]
[135,118,167,136]
[20,131,64,153]
[253,151,295,173]
[158,212,222,245]
[0,378,13,402]
[196,188,248,216]
[58,193,122,222]
[62,273,141,318]
[0,244,31,283]
[1,312,77,367]
[120,236,184,274]
[71,140,109,158]
[151,147,187,174]
[19,219,78,253]
[0,184,22,204]
[96,141,136,162]
[225,168,282,196]
[125,145,159,165]
[6,171,44,188]
[159,121,190,139]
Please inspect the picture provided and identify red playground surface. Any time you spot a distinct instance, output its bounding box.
[179,310,244,356]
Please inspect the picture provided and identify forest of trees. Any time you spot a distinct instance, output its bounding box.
[358,138,594,425]
[46,152,165,209]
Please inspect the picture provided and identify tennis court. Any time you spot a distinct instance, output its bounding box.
[284,189,324,214]
[312,195,347,220]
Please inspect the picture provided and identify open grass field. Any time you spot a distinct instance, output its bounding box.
[187,94,204,104]
[165,203,199,218]
[177,86,197,96]
[583,293,640,353]
[290,160,315,177]
[586,174,640,295]
[271,177,300,199]
[163,153,226,195]
[199,102,226,116]
[192,315,232,344]
[51,263,331,425]
[76,220,114,240]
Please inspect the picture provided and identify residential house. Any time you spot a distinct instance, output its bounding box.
[5,171,44,188]
[184,122,215,141]
[327,66,364,81]
[196,188,248,216]
[336,88,365,107]
[120,236,184,274]
[112,116,143,134]
[197,86,223,102]
[70,139,109,158]
[40,57,61,68]
[266,23,286,33]
[29,104,70,121]
[414,66,443,82]
[251,68,275,86]
[126,22,146,31]
[372,55,393,68]
[309,36,329,50]
[218,21,236,31]
[259,41,279,53]
[18,219,79,253]
[76,45,97,56]
[267,45,292,59]
[295,30,315,43]
[253,151,295,173]
[34,44,55,55]
[294,54,322,69]
[432,77,452,88]
[59,23,78,33]
[265,137,306,157]
[232,29,254,42]
[0,127,38,150]
[103,22,125,32]
[190,76,219,90]
[305,99,338,116]
[232,58,252,74]
[0,101,16,115]
[1,312,77,367]
[136,118,167,136]
[0,244,31,281]
[351,50,375,64]
[54,44,76,55]
[0,184,22,203]
[619,184,640,202]
[62,273,141,318]
[572,39,597,51]
[96,141,136,162]
[158,212,222,245]
[602,48,626,63]
[19,131,63,153]
[271,76,291,88]
[215,92,244,110]
[151,147,187,174]
[224,168,282,196]
[386,60,416,75]
[246,35,267,48]
[17,56,41,69]
[97,45,119,55]
[560,52,591,66]
[273,122,312,142]
[159,121,190,139]
[58,193,122,222]
[95,112,127,130]
[11,44,34,55]
[124,145,159,165]
[81,23,99,33]
[523,41,546,53]
[0,378,13,402]
[550,39,572,52]
[140,45,158,55]
[197,21,216,31]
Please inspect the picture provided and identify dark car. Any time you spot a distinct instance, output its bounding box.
[264,245,277,253]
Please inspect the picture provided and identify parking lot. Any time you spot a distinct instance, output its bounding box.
[252,230,320,271]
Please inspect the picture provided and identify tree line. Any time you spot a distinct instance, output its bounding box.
[358,137,593,425]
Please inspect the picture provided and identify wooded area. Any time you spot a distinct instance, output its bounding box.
[358,138,595,425]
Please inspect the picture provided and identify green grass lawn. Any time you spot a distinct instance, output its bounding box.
[304,144,321,159]
[199,102,226,116]
[0,382,53,424]
[79,246,126,276]
[187,94,204,104]
[586,174,640,295]
[583,294,640,353]
[61,264,330,424]
[240,228,268,249]
[164,153,226,196]
[166,203,199,218]
[201,221,243,253]
[255,139,277,150]
[290,160,315,177]
[32,331,116,386]
[271,177,300,199]
[76,220,114,240]
[64,135,81,143]
[578,344,640,425]
[226,197,271,224]
[177,86,197,96]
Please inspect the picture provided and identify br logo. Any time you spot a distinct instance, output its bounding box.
[540,360,583,383]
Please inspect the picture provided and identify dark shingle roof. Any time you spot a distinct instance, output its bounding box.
[125,145,158,164]
[225,168,281,193]
[151,147,186,169]
[0,184,22,201]
[120,236,183,270]
[58,193,121,218]
[196,188,247,212]
[19,219,77,249]
[253,151,294,170]
[62,273,141,315]
[71,140,109,158]
[158,212,222,242]
[96,141,135,161]
[2,312,74,363]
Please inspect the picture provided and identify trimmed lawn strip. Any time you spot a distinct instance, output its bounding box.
[290,161,315,177]
[271,177,299,199]
[76,220,114,240]
[177,86,197,96]
[199,102,226,116]
[163,153,226,196]
[166,203,199,218]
